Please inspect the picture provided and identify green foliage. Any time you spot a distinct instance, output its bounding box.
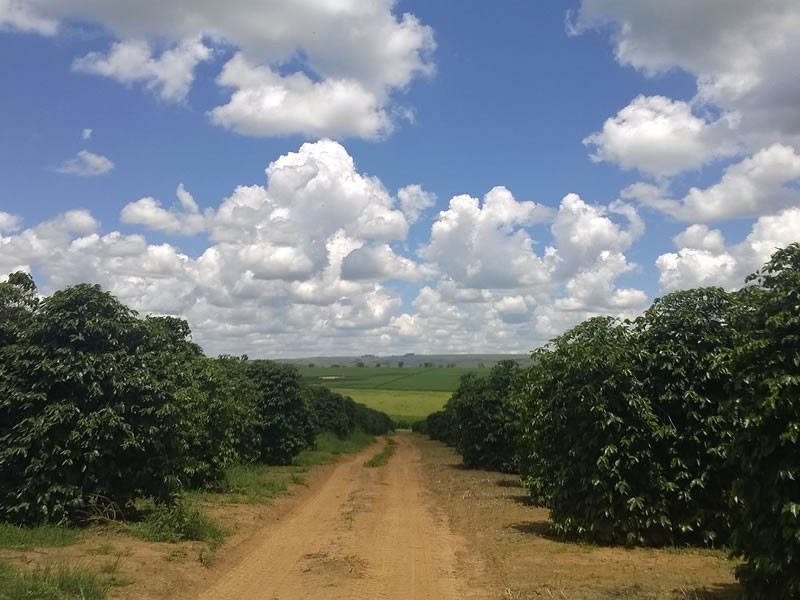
[724,243,800,599]
[246,361,317,465]
[426,407,458,446]
[634,288,739,546]
[0,284,183,525]
[305,386,356,438]
[410,419,428,434]
[125,500,225,547]
[169,351,260,489]
[450,360,522,473]
[352,402,394,435]
[517,317,668,545]
[0,272,38,347]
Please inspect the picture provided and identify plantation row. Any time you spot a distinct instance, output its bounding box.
[414,243,800,600]
[0,275,392,526]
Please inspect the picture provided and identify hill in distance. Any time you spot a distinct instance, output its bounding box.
[276,353,531,368]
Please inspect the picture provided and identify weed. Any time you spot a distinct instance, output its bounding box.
[198,546,215,567]
[124,501,225,548]
[364,438,397,468]
[0,523,80,550]
[223,464,289,501]
[294,430,375,467]
[0,559,108,600]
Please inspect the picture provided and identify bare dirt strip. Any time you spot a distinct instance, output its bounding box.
[193,433,485,600]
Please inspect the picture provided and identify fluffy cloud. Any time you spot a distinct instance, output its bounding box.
[624,144,800,221]
[548,194,643,274]
[73,37,211,102]
[422,186,553,289]
[0,211,20,233]
[56,150,114,176]
[12,1,435,138]
[81,128,93,140]
[210,54,390,139]
[121,184,208,235]
[397,189,649,352]
[3,140,654,356]
[341,244,432,282]
[0,0,56,35]
[397,184,436,224]
[584,95,739,177]
[657,207,800,291]
[575,0,800,148]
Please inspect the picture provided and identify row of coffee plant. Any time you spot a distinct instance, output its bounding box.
[415,243,800,599]
[0,274,392,526]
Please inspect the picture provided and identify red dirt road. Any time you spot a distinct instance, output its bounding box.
[196,434,481,599]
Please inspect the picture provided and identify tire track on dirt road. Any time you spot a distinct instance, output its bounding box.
[197,433,481,600]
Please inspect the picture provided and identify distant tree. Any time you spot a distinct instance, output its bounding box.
[356,361,365,368]
[375,362,381,368]
[308,363,315,368]
[398,361,404,368]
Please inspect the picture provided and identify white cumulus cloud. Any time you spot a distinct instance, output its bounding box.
[624,144,800,221]
[121,184,208,235]
[55,150,114,176]
[584,95,739,177]
[12,0,435,138]
[657,207,800,291]
[73,37,211,102]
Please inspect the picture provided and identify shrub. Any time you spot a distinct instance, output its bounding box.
[725,244,800,599]
[246,361,317,465]
[451,360,521,473]
[426,407,458,446]
[410,419,428,434]
[0,284,183,525]
[517,317,669,545]
[305,386,355,438]
[126,500,225,546]
[634,288,739,546]
[352,401,394,435]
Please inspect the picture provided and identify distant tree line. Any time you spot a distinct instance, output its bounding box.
[0,275,392,526]
[413,243,800,600]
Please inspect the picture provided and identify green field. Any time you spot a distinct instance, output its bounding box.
[299,366,481,423]
[331,388,451,423]
[299,366,485,392]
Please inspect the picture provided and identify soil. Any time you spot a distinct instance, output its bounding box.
[193,433,477,599]
[416,435,741,600]
[2,433,743,599]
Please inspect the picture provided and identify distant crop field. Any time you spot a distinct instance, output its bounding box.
[330,388,451,422]
[299,366,485,392]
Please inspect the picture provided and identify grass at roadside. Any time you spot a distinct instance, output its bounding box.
[0,524,80,550]
[124,501,225,548]
[0,559,111,600]
[293,430,376,467]
[364,438,397,468]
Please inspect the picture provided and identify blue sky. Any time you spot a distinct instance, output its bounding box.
[1,1,799,357]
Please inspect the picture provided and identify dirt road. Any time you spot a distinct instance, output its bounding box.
[197,433,479,600]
